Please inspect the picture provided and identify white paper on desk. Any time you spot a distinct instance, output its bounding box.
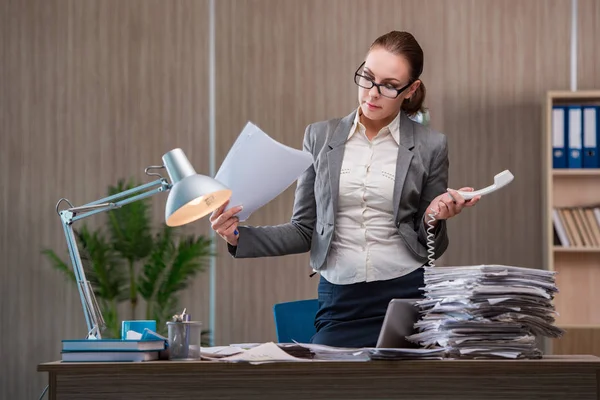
[292,341,363,354]
[215,122,313,221]
[219,342,312,363]
[201,346,244,357]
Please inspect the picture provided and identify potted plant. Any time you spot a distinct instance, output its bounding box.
[43,179,213,343]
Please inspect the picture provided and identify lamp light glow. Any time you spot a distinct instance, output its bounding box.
[56,147,230,339]
[162,148,232,227]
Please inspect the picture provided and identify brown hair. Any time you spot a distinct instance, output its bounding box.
[369,31,426,116]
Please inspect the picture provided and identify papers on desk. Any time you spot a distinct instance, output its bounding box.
[215,122,314,221]
[203,342,316,364]
[291,342,370,361]
[367,347,445,360]
[200,345,246,358]
[407,265,566,359]
[201,342,372,363]
[201,342,451,363]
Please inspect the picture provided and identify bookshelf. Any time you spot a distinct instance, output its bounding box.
[543,90,600,356]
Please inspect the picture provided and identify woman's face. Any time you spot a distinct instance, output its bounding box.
[357,47,420,123]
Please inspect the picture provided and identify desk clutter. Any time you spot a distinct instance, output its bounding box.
[59,265,564,363]
[61,329,168,362]
[407,265,565,359]
[60,339,164,362]
[60,308,201,362]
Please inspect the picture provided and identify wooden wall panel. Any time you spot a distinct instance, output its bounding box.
[2,1,596,399]
[0,1,211,398]
[213,0,573,346]
[552,328,600,357]
[578,0,600,90]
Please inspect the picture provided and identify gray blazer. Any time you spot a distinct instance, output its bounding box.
[229,109,449,271]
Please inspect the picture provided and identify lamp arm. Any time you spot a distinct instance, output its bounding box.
[56,177,172,339]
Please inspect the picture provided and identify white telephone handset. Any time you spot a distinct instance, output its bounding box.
[453,170,514,200]
[425,170,514,267]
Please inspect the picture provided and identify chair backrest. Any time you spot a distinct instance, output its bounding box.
[273,299,319,343]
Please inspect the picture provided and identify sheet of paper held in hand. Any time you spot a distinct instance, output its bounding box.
[215,122,313,221]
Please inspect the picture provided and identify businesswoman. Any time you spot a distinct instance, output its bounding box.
[210,31,480,348]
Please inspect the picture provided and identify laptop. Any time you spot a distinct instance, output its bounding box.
[375,298,421,348]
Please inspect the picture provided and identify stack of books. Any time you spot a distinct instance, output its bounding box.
[407,265,565,359]
[61,339,165,362]
[553,206,600,248]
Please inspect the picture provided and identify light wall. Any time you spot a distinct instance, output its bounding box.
[1,0,599,398]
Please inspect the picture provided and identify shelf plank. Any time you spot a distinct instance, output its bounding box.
[554,247,600,253]
[553,169,600,176]
[548,90,600,100]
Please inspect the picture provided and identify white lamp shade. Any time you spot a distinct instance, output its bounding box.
[162,148,231,227]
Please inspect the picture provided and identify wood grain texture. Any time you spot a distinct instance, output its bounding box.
[553,328,600,357]
[554,252,600,326]
[37,356,600,400]
[3,2,598,399]
[213,0,573,346]
[552,175,600,207]
[0,1,211,399]
[578,0,600,90]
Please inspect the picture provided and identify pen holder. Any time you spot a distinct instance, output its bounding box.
[167,321,202,360]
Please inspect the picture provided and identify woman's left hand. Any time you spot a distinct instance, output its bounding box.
[427,187,481,221]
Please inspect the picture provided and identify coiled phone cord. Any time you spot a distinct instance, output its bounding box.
[425,209,438,267]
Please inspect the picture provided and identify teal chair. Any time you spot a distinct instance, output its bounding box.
[273,299,319,343]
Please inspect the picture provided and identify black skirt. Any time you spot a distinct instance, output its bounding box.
[311,267,425,348]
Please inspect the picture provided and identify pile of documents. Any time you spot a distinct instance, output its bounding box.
[407,265,565,359]
[367,347,445,360]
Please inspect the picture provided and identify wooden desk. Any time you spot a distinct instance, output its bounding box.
[38,355,600,400]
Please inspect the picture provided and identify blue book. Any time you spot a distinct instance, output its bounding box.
[552,106,567,168]
[61,350,159,362]
[567,105,583,168]
[61,339,165,352]
[583,106,599,168]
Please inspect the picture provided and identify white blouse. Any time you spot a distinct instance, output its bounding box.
[320,109,423,285]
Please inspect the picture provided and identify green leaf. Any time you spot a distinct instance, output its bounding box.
[41,249,76,283]
[98,299,120,339]
[140,230,213,335]
[138,225,175,302]
[75,224,127,301]
[156,235,212,306]
[107,179,154,263]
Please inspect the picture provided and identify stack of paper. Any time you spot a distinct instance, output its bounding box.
[292,342,370,361]
[367,347,445,360]
[407,265,565,359]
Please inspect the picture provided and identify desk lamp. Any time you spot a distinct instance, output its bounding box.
[55,148,231,339]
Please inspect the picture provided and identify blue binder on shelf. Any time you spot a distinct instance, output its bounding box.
[567,105,583,168]
[552,105,567,169]
[582,106,599,168]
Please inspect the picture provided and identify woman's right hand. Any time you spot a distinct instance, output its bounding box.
[210,200,243,246]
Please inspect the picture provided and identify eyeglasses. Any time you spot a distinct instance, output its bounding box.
[354,62,413,99]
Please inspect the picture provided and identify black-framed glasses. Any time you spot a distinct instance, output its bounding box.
[354,62,413,99]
